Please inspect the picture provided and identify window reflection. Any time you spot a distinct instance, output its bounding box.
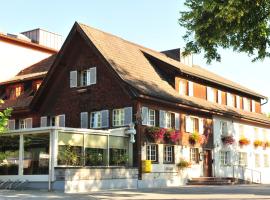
[23,133,50,175]
[0,136,19,175]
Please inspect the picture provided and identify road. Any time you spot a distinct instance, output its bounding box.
[0,185,270,199]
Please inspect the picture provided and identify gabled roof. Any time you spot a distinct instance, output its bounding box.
[76,23,270,124]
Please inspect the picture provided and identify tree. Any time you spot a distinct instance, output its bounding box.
[0,100,12,133]
[179,0,270,63]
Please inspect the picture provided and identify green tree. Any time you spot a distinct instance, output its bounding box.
[0,100,12,133]
[179,0,270,63]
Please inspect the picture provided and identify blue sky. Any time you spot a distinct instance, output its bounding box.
[1,0,270,112]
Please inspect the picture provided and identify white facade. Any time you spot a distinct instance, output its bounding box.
[0,39,53,82]
[213,116,270,183]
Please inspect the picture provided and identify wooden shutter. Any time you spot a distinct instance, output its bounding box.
[80,112,88,128]
[175,113,180,130]
[124,107,132,126]
[70,71,77,88]
[218,90,222,104]
[40,116,47,127]
[25,118,33,129]
[199,118,204,134]
[188,81,193,96]
[101,110,109,128]
[185,116,192,133]
[141,107,149,125]
[90,67,96,85]
[58,115,65,127]
[159,110,165,128]
[8,119,15,130]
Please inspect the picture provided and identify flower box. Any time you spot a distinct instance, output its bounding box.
[145,127,180,144]
[221,135,235,145]
[253,140,263,148]
[239,138,250,146]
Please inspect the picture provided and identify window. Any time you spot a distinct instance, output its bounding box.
[190,148,199,164]
[251,100,256,112]
[255,154,260,168]
[264,154,269,168]
[90,112,101,128]
[113,109,124,126]
[109,136,129,166]
[70,67,96,88]
[186,116,199,133]
[179,80,187,95]
[217,90,222,104]
[164,145,174,163]
[220,121,228,136]
[9,86,22,99]
[238,152,247,166]
[239,125,245,138]
[220,151,231,166]
[227,93,234,107]
[188,81,193,96]
[165,112,172,129]
[146,144,158,162]
[243,97,251,111]
[207,87,215,102]
[19,119,26,129]
[148,109,155,126]
[80,70,88,86]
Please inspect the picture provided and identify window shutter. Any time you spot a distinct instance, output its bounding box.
[90,67,97,85]
[218,90,222,104]
[159,110,165,128]
[101,110,109,128]
[8,119,15,130]
[188,81,193,96]
[25,118,33,129]
[40,116,47,127]
[58,115,65,127]
[185,116,192,133]
[124,107,132,126]
[80,112,88,128]
[199,118,204,134]
[70,71,77,88]
[175,113,180,130]
[141,107,149,125]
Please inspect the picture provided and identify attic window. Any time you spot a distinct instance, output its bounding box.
[9,85,22,99]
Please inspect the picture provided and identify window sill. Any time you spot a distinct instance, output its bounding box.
[163,162,175,165]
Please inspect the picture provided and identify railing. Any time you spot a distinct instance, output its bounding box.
[232,165,261,184]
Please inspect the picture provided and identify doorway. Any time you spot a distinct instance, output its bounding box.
[203,149,212,177]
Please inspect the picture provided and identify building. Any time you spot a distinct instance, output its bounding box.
[0,28,62,82]
[0,22,269,192]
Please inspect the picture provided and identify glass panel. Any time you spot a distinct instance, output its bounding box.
[23,133,50,175]
[109,136,129,166]
[85,134,108,166]
[0,136,19,175]
[57,132,83,166]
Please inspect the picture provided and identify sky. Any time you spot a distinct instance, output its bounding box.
[1,0,270,112]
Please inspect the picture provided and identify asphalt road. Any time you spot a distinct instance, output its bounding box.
[0,185,270,199]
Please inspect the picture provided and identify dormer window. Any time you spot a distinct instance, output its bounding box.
[9,85,23,100]
[179,80,187,95]
[243,97,251,111]
[226,93,234,107]
[207,87,215,102]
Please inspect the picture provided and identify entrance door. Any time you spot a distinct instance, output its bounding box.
[203,149,212,177]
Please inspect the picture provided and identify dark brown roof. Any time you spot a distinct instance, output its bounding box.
[77,23,270,125]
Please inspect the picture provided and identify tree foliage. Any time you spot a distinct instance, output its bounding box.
[179,0,270,63]
[0,100,12,133]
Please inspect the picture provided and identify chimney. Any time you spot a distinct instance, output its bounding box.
[161,48,193,67]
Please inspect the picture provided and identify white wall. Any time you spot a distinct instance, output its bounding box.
[0,40,53,82]
[213,116,270,183]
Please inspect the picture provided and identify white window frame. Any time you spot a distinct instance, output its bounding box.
[227,93,234,107]
[264,154,269,168]
[90,111,102,128]
[188,81,193,97]
[190,148,199,164]
[217,90,222,104]
[164,145,174,163]
[236,95,241,109]
[220,151,231,166]
[220,121,228,136]
[146,144,158,162]
[243,97,251,111]
[19,119,26,129]
[113,109,125,127]
[238,152,247,166]
[80,70,88,87]
[148,109,155,126]
[252,100,256,112]
[179,80,187,95]
[165,112,172,129]
[255,154,261,168]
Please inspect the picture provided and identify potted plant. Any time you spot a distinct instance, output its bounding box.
[221,135,235,145]
[253,140,263,148]
[177,159,191,170]
[164,129,180,144]
[198,134,206,145]
[189,132,199,146]
[145,127,166,143]
[264,141,270,149]
[239,138,250,146]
